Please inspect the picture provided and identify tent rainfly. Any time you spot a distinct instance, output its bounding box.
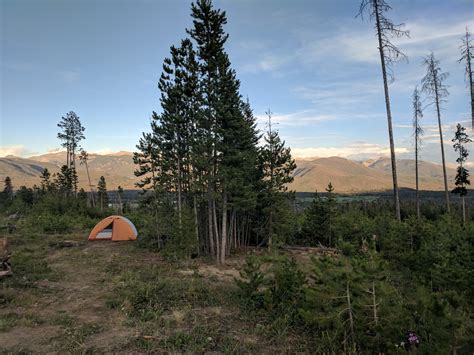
[88,216,138,241]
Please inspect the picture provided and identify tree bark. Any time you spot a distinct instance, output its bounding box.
[220,193,227,263]
[207,188,215,257]
[467,42,474,130]
[193,195,199,254]
[213,198,220,262]
[117,192,123,215]
[177,154,182,228]
[346,280,356,350]
[433,77,450,212]
[415,121,420,219]
[84,160,95,208]
[374,1,401,221]
[372,281,378,326]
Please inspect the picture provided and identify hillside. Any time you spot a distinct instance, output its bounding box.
[0,152,138,190]
[0,152,456,192]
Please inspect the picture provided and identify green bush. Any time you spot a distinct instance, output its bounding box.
[235,256,266,308]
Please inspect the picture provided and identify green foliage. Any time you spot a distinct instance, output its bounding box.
[265,257,305,323]
[97,175,108,210]
[131,197,197,259]
[261,193,298,247]
[237,211,474,353]
[451,123,471,197]
[106,270,220,322]
[3,176,13,197]
[54,165,74,195]
[235,256,266,307]
[237,256,305,327]
[300,190,336,247]
[162,207,198,260]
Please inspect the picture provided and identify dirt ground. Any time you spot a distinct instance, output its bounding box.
[0,232,305,353]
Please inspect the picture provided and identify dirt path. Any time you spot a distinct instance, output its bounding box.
[0,236,155,352]
[0,234,255,352]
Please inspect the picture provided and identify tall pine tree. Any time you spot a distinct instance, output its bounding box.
[358,0,409,221]
[412,87,423,219]
[458,28,474,130]
[422,53,450,212]
[258,110,296,249]
[451,124,471,224]
[97,176,108,211]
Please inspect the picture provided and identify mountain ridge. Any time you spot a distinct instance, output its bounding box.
[0,151,456,193]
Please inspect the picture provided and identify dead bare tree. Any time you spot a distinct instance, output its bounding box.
[358,0,409,221]
[458,28,474,130]
[421,52,450,212]
[412,87,424,219]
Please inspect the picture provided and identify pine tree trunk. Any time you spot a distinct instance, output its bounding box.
[71,143,76,170]
[467,46,474,130]
[346,280,356,350]
[268,210,273,250]
[193,195,199,254]
[372,281,378,326]
[233,211,237,252]
[84,161,95,208]
[227,209,234,255]
[462,196,466,224]
[213,198,220,262]
[177,155,182,228]
[207,189,215,257]
[415,128,420,219]
[66,143,70,169]
[374,1,401,221]
[220,193,227,263]
[117,193,123,215]
[434,82,450,212]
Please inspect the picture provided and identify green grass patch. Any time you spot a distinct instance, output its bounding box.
[0,311,44,331]
[106,268,225,322]
[50,315,102,352]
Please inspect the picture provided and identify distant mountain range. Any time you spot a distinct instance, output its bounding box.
[0,151,456,193]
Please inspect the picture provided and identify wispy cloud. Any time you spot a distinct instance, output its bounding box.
[240,15,474,76]
[58,69,80,82]
[92,148,116,155]
[0,145,27,157]
[255,110,338,127]
[293,81,382,111]
[292,142,409,160]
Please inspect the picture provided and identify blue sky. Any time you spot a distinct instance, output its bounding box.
[1,0,473,165]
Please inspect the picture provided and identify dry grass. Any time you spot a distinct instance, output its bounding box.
[0,229,310,352]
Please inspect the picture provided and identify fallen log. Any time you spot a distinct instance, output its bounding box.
[0,238,12,278]
[0,264,12,277]
[283,245,339,256]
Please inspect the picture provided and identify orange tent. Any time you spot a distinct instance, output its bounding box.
[88,216,138,241]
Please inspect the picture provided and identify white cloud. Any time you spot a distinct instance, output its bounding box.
[46,147,66,154]
[255,110,338,127]
[240,14,474,76]
[293,82,382,110]
[58,69,80,82]
[292,142,409,160]
[92,148,116,155]
[0,145,27,157]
